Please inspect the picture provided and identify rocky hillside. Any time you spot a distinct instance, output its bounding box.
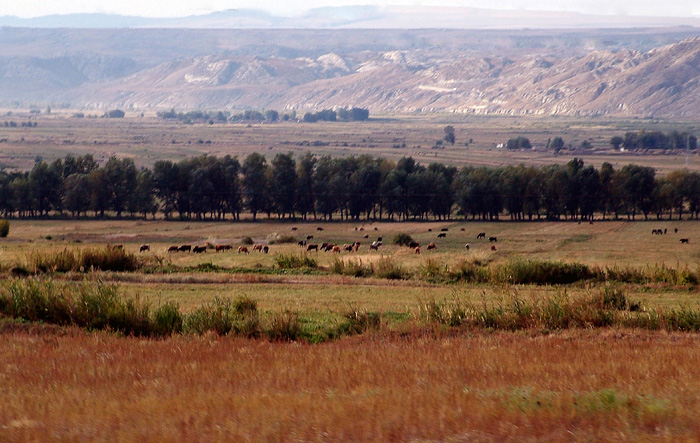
[1,28,699,117]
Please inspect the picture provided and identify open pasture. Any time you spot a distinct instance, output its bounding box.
[1,112,699,174]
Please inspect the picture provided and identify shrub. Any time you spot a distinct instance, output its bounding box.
[275,253,317,269]
[183,295,260,337]
[241,236,254,245]
[268,234,297,245]
[330,257,374,277]
[0,219,9,237]
[374,256,409,280]
[152,302,183,336]
[81,246,140,272]
[393,232,414,247]
[336,308,382,335]
[494,259,593,285]
[267,310,302,341]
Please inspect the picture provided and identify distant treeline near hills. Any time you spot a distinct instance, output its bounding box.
[4,152,700,222]
[156,108,370,124]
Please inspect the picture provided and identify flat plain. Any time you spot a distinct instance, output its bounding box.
[2,113,700,440]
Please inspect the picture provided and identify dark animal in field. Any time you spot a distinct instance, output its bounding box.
[491,245,497,251]
[343,244,354,252]
[675,228,679,233]
[306,235,314,240]
[112,244,124,250]
[664,228,668,234]
[317,227,324,231]
[252,244,263,252]
[441,228,448,232]
[321,242,330,250]
[374,227,378,231]
[179,245,192,252]
[652,229,659,235]
[263,246,269,254]
[167,245,179,253]
[415,246,421,254]
[489,237,497,242]
[360,227,364,231]
[238,246,249,254]
[307,244,318,251]
[680,238,690,244]
[437,233,446,238]
[291,227,297,231]
[353,242,360,252]
[476,232,486,239]
[323,244,336,252]
[364,234,369,238]
[298,240,307,247]
[460,228,465,231]
[408,241,420,249]
[377,236,383,242]
[465,244,470,250]
[215,244,232,252]
[193,245,206,253]
[139,244,150,253]
[332,245,341,253]
[427,242,436,250]
[370,241,381,251]
[428,229,432,232]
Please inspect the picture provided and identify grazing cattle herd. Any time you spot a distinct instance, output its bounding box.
[131,226,514,258]
[128,225,695,258]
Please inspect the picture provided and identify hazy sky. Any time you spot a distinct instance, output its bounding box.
[2,0,698,18]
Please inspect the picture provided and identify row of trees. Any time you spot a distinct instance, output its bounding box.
[2,154,700,221]
[156,107,370,125]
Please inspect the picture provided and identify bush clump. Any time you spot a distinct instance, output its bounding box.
[275,253,318,269]
[27,246,141,273]
[183,295,261,337]
[393,232,415,247]
[0,219,9,238]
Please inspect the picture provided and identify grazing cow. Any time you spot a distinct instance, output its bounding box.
[360,227,365,231]
[323,244,335,252]
[139,244,150,253]
[167,245,179,253]
[193,245,206,253]
[680,238,690,244]
[465,243,470,250]
[427,242,436,250]
[179,245,192,253]
[364,234,369,239]
[374,227,378,231]
[370,241,381,251]
[332,245,341,253]
[238,246,249,254]
[317,227,324,231]
[291,227,298,231]
[321,242,330,250]
[476,232,486,239]
[460,228,465,231]
[491,245,497,251]
[377,236,383,242]
[409,241,420,249]
[262,246,269,254]
[343,244,354,252]
[415,246,421,254]
[307,244,319,252]
[437,233,447,238]
[215,244,231,252]
[252,244,263,252]
[664,228,668,235]
[488,236,497,242]
[675,228,679,233]
[354,242,360,252]
[440,228,448,232]
[298,240,307,247]
[306,235,314,240]
[652,229,659,235]
[428,229,432,232]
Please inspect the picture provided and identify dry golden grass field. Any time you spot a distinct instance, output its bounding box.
[2,218,700,439]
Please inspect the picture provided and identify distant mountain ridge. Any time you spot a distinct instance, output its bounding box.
[1,27,699,117]
[2,6,700,29]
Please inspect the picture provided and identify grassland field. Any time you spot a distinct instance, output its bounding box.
[3,113,700,439]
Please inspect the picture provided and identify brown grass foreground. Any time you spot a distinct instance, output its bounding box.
[1,328,699,440]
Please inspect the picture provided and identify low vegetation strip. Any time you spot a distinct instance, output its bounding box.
[3,278,700,341]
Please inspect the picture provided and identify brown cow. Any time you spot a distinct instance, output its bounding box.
[307,244,319,252]
[323,244,335,252]
[426,242,436,250]
[139,244,150,253]
[179,245,192,253]
[332,245,341,253]
[167,245,179,253]
[354,242,360,252]
[415,246,421,254]
[490,245,497,251]
[238,246,250,254]
[193,245,207,253]
[343,244,354,252]
[215,244,232,252]
[252,244,263,252]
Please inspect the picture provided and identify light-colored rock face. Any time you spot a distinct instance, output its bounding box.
[1,28,699,117]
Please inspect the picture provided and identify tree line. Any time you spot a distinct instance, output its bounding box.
[156,107,370,124]
[2,153,700,222]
